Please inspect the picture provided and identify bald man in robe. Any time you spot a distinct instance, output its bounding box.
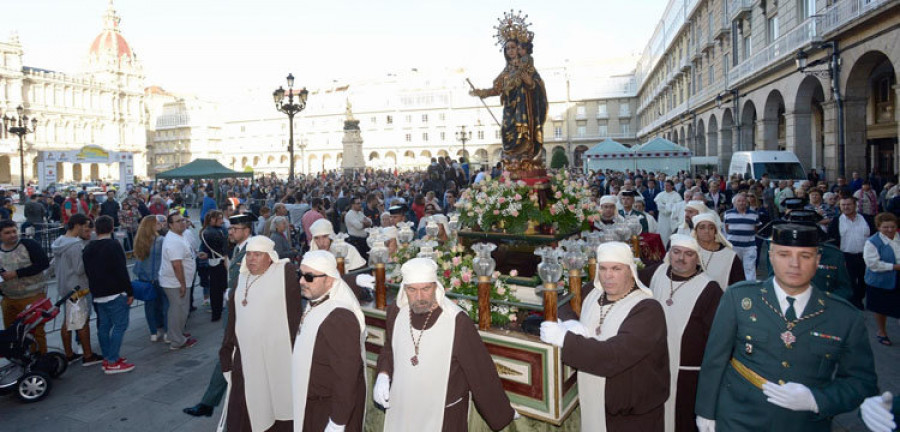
[373,258,515,431]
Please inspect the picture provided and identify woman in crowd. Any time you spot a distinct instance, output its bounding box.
[132,215,168,342]
[199,210,228,322]
[863,212,900,346]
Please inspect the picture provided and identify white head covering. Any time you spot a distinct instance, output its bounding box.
[599,195,618,205]
[310,219,334,239]
[300,250,365,328]
[240,235,287,273]
[665,233,707,271]
[397,258,447,309]
[690,213,733,249]
[685,201,710,214]
[593,242,652,296]
[381,226,398,241]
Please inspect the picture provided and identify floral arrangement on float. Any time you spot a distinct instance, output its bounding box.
[389,240,520,326]
[456,170,600,235]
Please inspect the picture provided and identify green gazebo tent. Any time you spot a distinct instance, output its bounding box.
[155,159,254,203]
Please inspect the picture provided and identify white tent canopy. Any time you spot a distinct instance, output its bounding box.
[582,139,633,173]
[633,137,692,175]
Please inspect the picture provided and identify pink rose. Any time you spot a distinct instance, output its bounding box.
[451,277,462,288]
[498,197,506,204]
[550,207,557,215]
[493,210,500,215]
[509,269,519,277]
[514,194,522,200]
[568,204,576,212]
[461,272,472,283]
[555,191,563,199]
[562,198,569,205]
[452,256,462,266]
[510,210,519,217]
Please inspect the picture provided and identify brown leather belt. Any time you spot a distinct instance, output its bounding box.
[730,358,768,389]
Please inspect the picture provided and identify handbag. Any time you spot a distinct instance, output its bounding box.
[202,228,227,268]
[132,279,157,301]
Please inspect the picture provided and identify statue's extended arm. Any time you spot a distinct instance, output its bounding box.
[469,73,504,98]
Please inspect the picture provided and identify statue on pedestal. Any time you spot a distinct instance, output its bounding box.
[469,10,548,181]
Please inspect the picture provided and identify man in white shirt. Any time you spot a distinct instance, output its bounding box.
[160,211,201,350]
[344,196,372,260]
[827,196,873,309]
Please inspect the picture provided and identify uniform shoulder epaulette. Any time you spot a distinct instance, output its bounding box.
[816,287,858,311]
[724,279,761,292]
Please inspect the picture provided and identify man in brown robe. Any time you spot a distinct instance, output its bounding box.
[374,258,516,431]
[292,250,367,432]
[639,234,722,432]
[219,236,302,432]
[542,241,669,431]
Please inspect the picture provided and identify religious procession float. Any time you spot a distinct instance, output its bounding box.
[320,11,670,430]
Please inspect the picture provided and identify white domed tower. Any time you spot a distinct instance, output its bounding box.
[86,0,144,88]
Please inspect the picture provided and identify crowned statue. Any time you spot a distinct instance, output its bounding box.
[469,10,549,181]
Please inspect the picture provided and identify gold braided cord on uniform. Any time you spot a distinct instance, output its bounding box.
[730,358,769,389]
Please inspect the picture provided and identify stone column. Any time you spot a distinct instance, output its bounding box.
[784,112,813,169]
[842,97,869,177]
[756,119,778,150]
[720,125,734,169]
[822,100,838,179]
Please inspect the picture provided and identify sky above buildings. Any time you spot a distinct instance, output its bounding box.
[2,0,666,100]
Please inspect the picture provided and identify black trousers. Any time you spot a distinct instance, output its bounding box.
[844,252,866,309]
[208,263,227,321]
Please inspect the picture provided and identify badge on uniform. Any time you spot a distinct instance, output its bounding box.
[742,298,752,310]
[749,313,758,322]
[745,343,753,355]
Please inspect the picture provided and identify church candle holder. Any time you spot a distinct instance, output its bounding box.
[536,247,563,322]
[336,257,346,276]
[567,269,583,318]
[374,263,386,309]
[631,235,641,258]
[477,276,492,330]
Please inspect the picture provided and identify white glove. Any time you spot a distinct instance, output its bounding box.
[695,416,715,432]
[861,392,896,432]
[373,373,391,409]
[762,382,819,413]
[540,321,567,347]
[324,419,345,432]
[356,274,375,289]
[562,320,588,337]
[513,410,521,420]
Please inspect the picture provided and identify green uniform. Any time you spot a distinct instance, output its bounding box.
[696,278,877,431]
[759,239,853,303]
[619,209,649,233]
[228,243,247,292]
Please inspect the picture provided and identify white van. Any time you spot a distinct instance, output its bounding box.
[729,151,805,184]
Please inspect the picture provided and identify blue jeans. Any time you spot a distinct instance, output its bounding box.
[143,283,168,334]
[95,295,130,363]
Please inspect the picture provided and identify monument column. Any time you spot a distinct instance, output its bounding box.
[341,101,365,175]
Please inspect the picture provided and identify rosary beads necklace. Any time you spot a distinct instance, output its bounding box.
[667,267,698,306]
[241,274,263,307]
[409,305,436,366]
[595,286,637,336]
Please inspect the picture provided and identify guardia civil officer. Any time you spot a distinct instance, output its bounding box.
[695,223,878,431]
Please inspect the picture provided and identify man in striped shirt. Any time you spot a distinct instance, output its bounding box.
[724,192,759,280]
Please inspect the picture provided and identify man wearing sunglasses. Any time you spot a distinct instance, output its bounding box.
[292,250,367,432]
[219,236,302,432]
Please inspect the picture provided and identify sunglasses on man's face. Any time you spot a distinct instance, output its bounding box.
[300,272,327,283]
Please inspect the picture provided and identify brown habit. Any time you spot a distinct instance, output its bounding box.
[376,304,515,431]
[639,263,723,432]
[559,283,670,432]
[300,308,366,431]
[219,262,303,432]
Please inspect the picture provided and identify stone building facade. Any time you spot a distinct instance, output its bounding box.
[0,1,147,187]
[635,0,899,179]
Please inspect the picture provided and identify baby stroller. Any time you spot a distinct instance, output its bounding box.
[0,288,87,402]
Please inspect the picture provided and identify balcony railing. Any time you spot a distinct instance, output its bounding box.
[727,17,820,86]
[817,0,893,36]
[729,0,752,20]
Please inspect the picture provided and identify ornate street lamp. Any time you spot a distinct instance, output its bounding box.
[5,106,37,201]
[456,125,472,161]
[273,73,308,182]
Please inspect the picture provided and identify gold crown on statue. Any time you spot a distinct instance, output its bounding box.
[494,9,534,47]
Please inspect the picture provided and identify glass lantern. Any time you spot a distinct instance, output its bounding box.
[416,240,439,260]
[397,221,415,245]
[471,243,497,278]
[535,247,563,290]
[332,233,350,259]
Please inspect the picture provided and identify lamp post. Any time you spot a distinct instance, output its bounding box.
[456,125,472,161]
[5,106,37,201]
[273,73,309,183]
[796,41,844,177]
